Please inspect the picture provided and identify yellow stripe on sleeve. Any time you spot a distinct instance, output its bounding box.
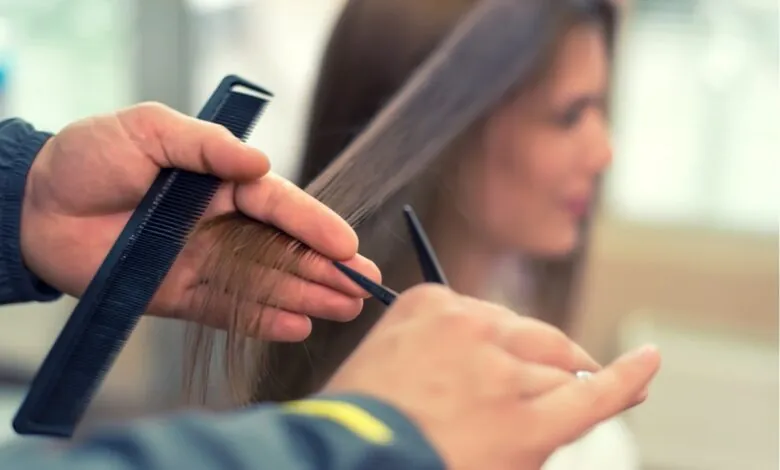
[282,399,395,445]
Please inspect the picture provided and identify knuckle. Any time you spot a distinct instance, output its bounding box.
[544,334,576,369]
[133,101,169,117]
[518,320,577,368]
[210,121,237,140]
[534,320,570,346]
[552,336,577,369]
[546,326,573,353]
[341,301,363,321]
[118,102,173,142]
[399,283,453,307]
[393,287,514,343]
[494,361,523,392]
[470,346,517,397]
[448,307,497,340]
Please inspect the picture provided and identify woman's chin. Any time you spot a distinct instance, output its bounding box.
[521,229,580,258]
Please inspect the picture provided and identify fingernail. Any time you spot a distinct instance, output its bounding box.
[628,344,659,361]
[631,387,650,406]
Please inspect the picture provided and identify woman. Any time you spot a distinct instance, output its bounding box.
[190,0,639,467]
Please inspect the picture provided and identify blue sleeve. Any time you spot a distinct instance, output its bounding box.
[0,394,445,470]
[0,118,62,305]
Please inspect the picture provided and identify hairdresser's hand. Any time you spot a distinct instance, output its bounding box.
[325,285,661,470]
[20,103,380,337]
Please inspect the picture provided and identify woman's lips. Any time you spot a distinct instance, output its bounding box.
[564,197,591,218]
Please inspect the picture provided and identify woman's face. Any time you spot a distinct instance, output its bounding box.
[457,24,611,257]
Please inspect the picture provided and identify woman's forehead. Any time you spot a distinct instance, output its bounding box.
[516,24,610,109]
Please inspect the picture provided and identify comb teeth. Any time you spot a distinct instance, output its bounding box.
[33,172,219,429]
[13,76,271,438]
[212,92,268,139]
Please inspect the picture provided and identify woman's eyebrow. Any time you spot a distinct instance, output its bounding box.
[558,92,606,110]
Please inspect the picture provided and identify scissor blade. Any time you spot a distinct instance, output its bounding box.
[333,261,398,306]
[403,205,449,285]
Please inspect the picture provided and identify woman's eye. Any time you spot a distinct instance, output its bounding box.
[555,102,586,129]
[558,108,583,128]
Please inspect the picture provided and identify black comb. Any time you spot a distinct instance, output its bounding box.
[13,75,272,438]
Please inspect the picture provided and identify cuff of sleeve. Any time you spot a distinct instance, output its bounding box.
[311,392,445,469]
[0,119,62,304]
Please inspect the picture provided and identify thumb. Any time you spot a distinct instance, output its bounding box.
[531,344,661,446]
[118,102,270,181]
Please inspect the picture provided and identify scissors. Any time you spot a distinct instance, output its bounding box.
[333,204,446,305]
[333,205,595,381]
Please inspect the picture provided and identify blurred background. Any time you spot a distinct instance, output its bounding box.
[0,0,776,468]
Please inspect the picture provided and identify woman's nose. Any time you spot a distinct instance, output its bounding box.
[583,112,612,174]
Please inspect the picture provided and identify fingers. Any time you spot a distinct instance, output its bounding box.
[194,266,365,322]
[391,287,600,376]
[294,251,381,299]
[456,297,600,372]
[189,285,314,342]
[252,308,312,342]
[510,360,582,398]
[242,304,315,342]
[118,103,270,181]
[257,268,365,321]
[234,173,358,261]
[531,344,661,445]
[200,184,379,297]
[121,102,357,262]
[497,318,601,373]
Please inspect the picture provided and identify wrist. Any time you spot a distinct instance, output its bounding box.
[19,138,49,278]
[0,118,60,304]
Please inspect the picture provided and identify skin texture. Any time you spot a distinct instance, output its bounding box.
[210,1,619,406]
[20,102,381,340]
[456,25,611,254]
[431,24,612,294]
[324,284,661,470]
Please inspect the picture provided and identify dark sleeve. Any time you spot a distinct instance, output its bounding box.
[0,118,62,305]
[0,394,445,470]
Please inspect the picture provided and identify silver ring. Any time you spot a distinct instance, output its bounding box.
[575,370,593,381]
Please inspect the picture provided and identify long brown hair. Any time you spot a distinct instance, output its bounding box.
[185,0,617,405]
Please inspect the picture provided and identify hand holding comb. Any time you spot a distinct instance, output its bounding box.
[13,75,272,438]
